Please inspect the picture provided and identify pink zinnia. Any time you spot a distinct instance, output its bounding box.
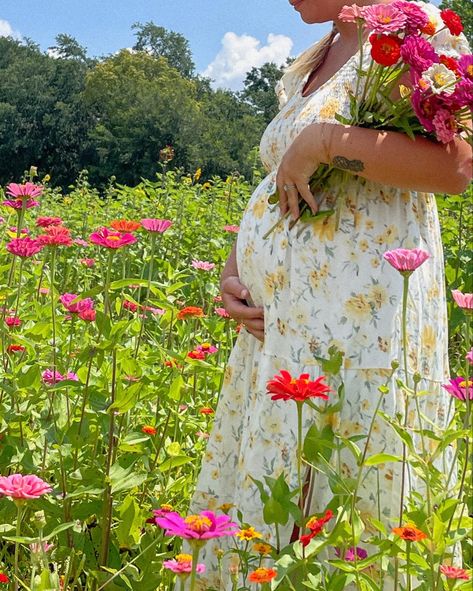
[0,474,51,499]
[42,369,79,385]
[6,182,43,199]
[452,289,473,310]
[442,377,472,401]
[123,300,139,312]
[432,109,457,144]
[3,198,39,210]
[335,546,368,561]
[459,54,473,81]
[142,305,165,315]
[196,343,218,355]
[466,349,473,365]
[163,554,206,575]
[338,4,364,23]
[440,565,470,580]
[80,258,95,267]
[383,248,430,275]
[223,225,240,233]
[392,1,428,32]
[38,226,73,247]
[5,316,21,327]
[215,307,230,318]
[141,219,173,233]
[192,260,215,271]
[401,35,438,73]
[89,227,137,249]
[36,216,63,228]
[6,237,43,258]
[155,510,238,543]
[361,3,407,33]
[74,238,89,247]
[79,308,96,322]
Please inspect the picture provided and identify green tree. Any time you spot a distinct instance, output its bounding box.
[132,22,195,78]
[240,62,285,124]
[440,0,473,44]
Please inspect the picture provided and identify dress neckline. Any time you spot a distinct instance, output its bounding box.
[300,43,364,100]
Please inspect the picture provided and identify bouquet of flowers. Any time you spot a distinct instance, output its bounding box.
[266,1,472,237]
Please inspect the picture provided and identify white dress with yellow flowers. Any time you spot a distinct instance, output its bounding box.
[186,9,467,590]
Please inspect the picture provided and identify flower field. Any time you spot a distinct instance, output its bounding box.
[0,168,471,591]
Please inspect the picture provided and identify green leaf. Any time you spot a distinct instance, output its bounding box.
[110,462,147,493]
[158,455,193,472]
[116,495,144,550]
[364,453,401,466]
[263,497,288,526]
[168,374,184,401]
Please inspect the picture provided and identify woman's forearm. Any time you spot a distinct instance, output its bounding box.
[316,123,472,195]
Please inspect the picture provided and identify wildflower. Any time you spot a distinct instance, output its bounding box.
[237,526,262,541]
[192,260,216,271]
[442,377,472,401]
[439,565,470,580]
[141,218,173,233]
[223,225,240,233]
[80,257,95,267]
[7,344,25,353]
[155,510,238,544]
[369,33,403,66]
[39,287,50,295]
[199,407,215,415]
[123,299,139,313]
[383,248,430,275]
[90,227,137,249]
[215,307,230,318]
[177,306,205,320]
[392,524,427,541]
[267,370,331,403]
[440,8,464,36]
[6,237,43,258]
[36,216,63,228]
[38,226,73,247]
[253,542,272,555]
[248,567,277,583]
[335,546,368,561]
[451,289,473,310]
[110,219,141,233]
[5,316,21,327]
[362,3,407,34]
[0,573,9,583]
[29,541,54,554]
[0,474,51,499]
[194,167,202,181]
[3,182,42,209]
[163,554,206,575]
[188,350,206,360]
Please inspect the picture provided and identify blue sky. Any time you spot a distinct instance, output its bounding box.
[0,0,332,89]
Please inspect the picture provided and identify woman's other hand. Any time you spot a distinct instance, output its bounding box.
[220,275,264,342]
[276,123,329,220]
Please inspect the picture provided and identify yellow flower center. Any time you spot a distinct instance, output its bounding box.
[184,514,212,533]
[459,380,472,388]
[381,16,392,23]
[433,72,448,86]
[176,554,192,564]
[467,65,473,76]
[107,235,121,241]
[160,503,173,511]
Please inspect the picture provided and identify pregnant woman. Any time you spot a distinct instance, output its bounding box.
[186,1,472,589]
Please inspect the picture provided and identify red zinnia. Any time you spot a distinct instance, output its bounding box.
[440,9,463,36]
[439,54,459,73]
[0,573,9,583]
[187,350,206,360]
[199,407,214,415]
[7,344,25,353]
[370,33,402,66]
[300,509,334,546]
[142,425,157,436]
[266,370,331,403]
[38,225,73,247]
[36,216,63,228]
[440,565,470,580]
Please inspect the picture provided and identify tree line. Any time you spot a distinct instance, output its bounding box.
[0,25,285,188]
[0,0,470,189]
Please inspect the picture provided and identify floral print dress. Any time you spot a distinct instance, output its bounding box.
[186,5,469,590]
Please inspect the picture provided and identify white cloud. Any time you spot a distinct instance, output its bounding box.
[0,19,21,39]
[203,32,293,91]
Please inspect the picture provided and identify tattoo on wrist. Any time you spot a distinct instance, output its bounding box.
[332,155,365,173]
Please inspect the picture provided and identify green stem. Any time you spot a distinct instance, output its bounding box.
[50,248,57,375]
[401,274,410,387]
[134,233,157,357]
[406,542,411,591]
[103,251,114,317]
[189,545,201,591]
[13,502,24,591]
[296,402,304,524]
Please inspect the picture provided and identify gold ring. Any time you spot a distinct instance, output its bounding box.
[283,184,297,191]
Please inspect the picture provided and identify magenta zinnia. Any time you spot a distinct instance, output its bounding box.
[0,474,51,499]
[442,377,472,401]
[155,510,238,543]
[89,227,137,249]
[267,370,331,403]
[163,554,206,575]
[3,182,42,209]
[6,237,43,258]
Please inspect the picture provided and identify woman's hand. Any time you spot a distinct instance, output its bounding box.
[220,275,264,342]
[276,123,329,220]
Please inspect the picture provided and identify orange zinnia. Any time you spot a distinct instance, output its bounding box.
[392,525,427,542]
[177,306,205,320]
[248,567,277,583]
[110,219,141,233]
[142,425,157,436]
